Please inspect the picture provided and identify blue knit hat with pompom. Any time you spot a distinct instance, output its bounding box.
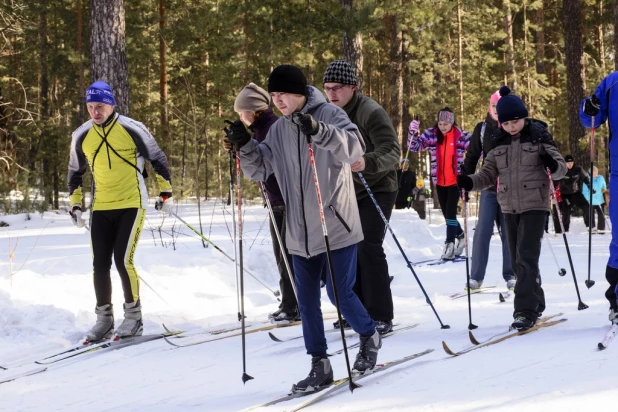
[496,85,528,123]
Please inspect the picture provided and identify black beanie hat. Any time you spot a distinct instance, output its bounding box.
[268,65,308,96]
[496,85,528,123]
[564,154,574,162]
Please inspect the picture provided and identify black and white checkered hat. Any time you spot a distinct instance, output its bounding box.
[323,60,357,85]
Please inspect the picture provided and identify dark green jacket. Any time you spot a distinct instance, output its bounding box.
[343,92,400,199]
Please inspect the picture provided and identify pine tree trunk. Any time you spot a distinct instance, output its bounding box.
[457,0,464,129]
[504,0,517,90]
[90,0,129,115]
[159,0,169,153]
[388,13,403,145]
[563,0,587,166]
[615,0,618,71]
[341,0,363,91]
[77,0,85,123]
[535,3,545,79]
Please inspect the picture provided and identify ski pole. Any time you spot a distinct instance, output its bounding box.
[171,212,281,299]
[547,168,588,310]
[586,118,596,289]
[357,171,450,329]
[544,228,567,277]
[228,150,242,321]
[461,188,478,330]
[234,143,253,384]
[259,182,297,301]
[298,122,358,394]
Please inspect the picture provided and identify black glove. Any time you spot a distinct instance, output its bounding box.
[224,119,251,150]
[457,174,473,192]
[293,113,320,136]
[222,137,233,151]
[583,95,600,117]
[539,145,558,173]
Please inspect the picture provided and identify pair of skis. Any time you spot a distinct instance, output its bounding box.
[442,313,566,357]
[0,330,182,384]
[412,256,466,267]
[247,348,434,411]
[449,286,513,302]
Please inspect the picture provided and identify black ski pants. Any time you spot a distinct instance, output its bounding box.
[268,205,297,312]
[605,265,618,311]
[91,208,145,306]
[589,205,606,231]
[560,193,590,230]
[436,185,463,243]
[353,191,396,322]
[504,211,546,321]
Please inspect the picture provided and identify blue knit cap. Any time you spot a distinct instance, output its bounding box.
[86,80,116,105]
[496,85,527,123]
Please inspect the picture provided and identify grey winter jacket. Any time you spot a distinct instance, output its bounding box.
[469,119,567,214]
[239,86,366,258]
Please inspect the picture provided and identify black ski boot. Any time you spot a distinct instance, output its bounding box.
[291,356,333,393]
[333,318,351,330]
[375,320,393,335]
[353,330,382,374]
[270,308,300,324]
[511,315,536,331]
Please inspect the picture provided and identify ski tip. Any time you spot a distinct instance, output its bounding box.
[441,341,457,356]
[268,332,284,342]
[598,342,606,350]
[242,373,254,384]
[468,330,481,345]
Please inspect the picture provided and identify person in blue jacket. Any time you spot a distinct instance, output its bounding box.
[582,166,607,233]
[580,71,618,325]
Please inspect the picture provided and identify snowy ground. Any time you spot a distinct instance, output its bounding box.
[0,200,616,412]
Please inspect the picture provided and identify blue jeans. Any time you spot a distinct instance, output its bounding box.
[293,244,375,358]
[471,191,514,283]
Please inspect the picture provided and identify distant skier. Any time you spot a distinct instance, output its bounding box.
[410,178,430,219]
[224,65,381,392]
[581,166,607,234]
[554,154,591,232]
[395,159,416,209]
[457,86,566,331]
[407,108,471,260]
[580,72,618,325]
[67,81,173,342]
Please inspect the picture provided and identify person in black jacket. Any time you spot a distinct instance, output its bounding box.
[555,154,591,232]
[395,159,416,209]
[461,90,515,291]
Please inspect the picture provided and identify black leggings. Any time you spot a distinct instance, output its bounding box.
[436,185,463,242]
[91,208,145,306]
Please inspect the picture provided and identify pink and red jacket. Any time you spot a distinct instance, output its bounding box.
[407,126,471,187]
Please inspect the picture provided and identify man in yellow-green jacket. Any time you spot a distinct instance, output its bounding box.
[67,80,172,342]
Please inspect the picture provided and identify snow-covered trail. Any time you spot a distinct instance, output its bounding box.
[0,202,616,411]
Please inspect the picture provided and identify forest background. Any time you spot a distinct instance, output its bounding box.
[0,0,615,212]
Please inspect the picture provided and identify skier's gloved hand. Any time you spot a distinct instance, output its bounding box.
[155,192,173,215]
[583,95,601,117]
[70,205,85,228]
[224,120,251,150]
[539,145,558,173]
[408,120,420,136]
[293,113,321,136]
[456,174,473,192]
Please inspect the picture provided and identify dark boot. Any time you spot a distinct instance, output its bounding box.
[291,357,333,393]
[353,330,382,374]
[511,314,536,331]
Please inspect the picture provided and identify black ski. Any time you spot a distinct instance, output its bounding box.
[247,348,434,411]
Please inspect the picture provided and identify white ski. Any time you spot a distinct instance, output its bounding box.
[598,324,618,350]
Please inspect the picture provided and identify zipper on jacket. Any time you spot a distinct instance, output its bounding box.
[297,126,311,257]
[329,205,352,233]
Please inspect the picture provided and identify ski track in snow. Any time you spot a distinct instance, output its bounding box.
[0,203,616,411]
